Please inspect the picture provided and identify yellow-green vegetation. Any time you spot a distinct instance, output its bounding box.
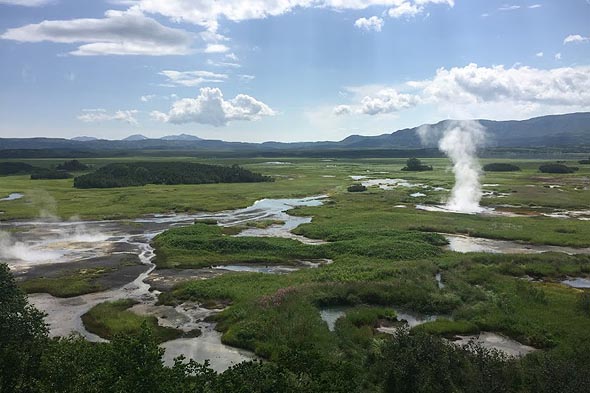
[153,222,445,269]
[244,219,285,229]
[1,156,589,220]
[19,267,113,298]
[81,299,183,343]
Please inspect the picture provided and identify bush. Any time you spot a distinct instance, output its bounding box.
[483,163,521,172]
[347,184,367,192]
[402,157,433,172]
[578,158,590,165]
[539,164,578,174]
[56,160,89,171]
[30,169,72,180]
[0,162,36,175]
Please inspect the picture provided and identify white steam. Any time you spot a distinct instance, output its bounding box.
[418,120,486,213]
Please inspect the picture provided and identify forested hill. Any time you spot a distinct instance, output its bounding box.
[1,112,590,153]
[73,162,273,189]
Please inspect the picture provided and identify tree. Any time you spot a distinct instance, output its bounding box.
[0,264,48,392]
[402,158,433,172]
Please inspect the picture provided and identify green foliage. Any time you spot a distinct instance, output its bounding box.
[30,169,73,180]
[344,306,397,327]
[73,162,273,189]
[413,319,480,336]
[402,157,433,171]
[81,299,182,343]
[539,163,578,173]
[56,160,89,171]
[0,264,48,392]
[483,163,521,172]
[347,183,367,192]
[0,161,36,175]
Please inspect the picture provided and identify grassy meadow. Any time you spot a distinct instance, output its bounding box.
[3,155,590,389]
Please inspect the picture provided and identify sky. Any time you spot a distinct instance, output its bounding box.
[0,0,589,142]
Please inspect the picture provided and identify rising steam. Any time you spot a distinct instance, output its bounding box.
[418,120,486,213]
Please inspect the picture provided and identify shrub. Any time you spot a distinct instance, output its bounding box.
[56,160,89,171]
[483,163,521,172]
[402,157,433,172]
[30,169,72,180]
[347,184,367,192]
[539,164,577,174]
[0,162,36,175]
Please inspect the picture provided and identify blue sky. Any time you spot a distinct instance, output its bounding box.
[0,0,589,142]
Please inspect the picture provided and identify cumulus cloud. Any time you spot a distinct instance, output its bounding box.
[535,52,543,57]
[359,89,421,114]
[354,16,384,31]
[133,0,453,29]
[333,105,352,115]
[555,52,562,60]
[0,9,193,56]
[78,109,139,125]
[564,34,589,44]
[152,87,275,126]
[159,70,227,87]
[140,94,156,102]
[335,63,590,119]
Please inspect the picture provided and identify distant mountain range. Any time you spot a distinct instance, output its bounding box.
[3,112,590,153]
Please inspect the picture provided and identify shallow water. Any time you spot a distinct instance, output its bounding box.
[561,277,590,288]
[452,332,536,357]
[319,308,347,331]
[2,195,327,370]
[0,193,24,201]
[444,234,590,255]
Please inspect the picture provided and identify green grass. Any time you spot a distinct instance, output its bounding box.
[81,299,183,343]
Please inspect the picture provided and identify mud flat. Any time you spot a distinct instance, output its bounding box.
[2,195,328,371]
[444,234,590,255]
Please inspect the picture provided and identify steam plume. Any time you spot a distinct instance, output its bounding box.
[418,120,486,213]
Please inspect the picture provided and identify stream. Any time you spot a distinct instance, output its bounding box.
[0,195,327,371]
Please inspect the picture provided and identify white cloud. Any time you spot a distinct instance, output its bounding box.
[335,63,590,119]
[388,2,422,18]
[1,9,193,56]
[555,52,562,60]
[78,109,139,125]
[226,52,239,61]
[359,88,421,114]
[535,51,543,57]
[159,70,227,87]
[205,43,230,53]
[140,94,156,102]
[238,74,256,82]
[152,87,275,126]
[0,0,53,6]
[354,16,384,32]
[333,105,352,115]
[133,0,453,28]
[564,34,589,44]
[498,4,520,11]
[207,59,241,68]
[528,4,542,8]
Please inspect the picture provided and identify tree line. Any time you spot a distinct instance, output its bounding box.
[73,162,273,189]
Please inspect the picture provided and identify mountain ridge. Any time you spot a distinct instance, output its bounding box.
[3,112,590,151]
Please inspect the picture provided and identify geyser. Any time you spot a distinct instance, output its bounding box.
[418,120,486,213]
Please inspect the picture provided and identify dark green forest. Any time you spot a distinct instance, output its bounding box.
[73,162,273,189]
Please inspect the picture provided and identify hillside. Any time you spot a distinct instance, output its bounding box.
[1,112,589,153]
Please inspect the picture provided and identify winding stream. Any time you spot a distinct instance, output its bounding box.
[0,195,327,370]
